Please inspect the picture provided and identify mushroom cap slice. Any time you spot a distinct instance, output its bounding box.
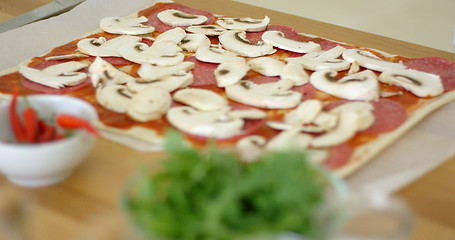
[100,16,155,35]
[157,9,208,26]
[262,30,321,53]
[329,101,375,131]
[195,46,245,63]
[154,27,187,44]
[236,135,266,163]
[379,68,443,97]
[225,79,302,109]
[216,16,270,32]
[284,99,324,126]
[342,49,406,72]
[266,127,313,151]
[77,36,141,57]
[138,61,195,81]
[166,106,245,139]
[127,86,172,122]
[96,85,134,113]
[19,62,88,89]
[119,41,184,66]
[310,111,360,148]
[280,61,310,86]
[248,57,286,77]
[227,109,266,119]
[186,25,227,36]
[179,33,211,52]
[219,30,276,57]
[286,46,350,71]
[127,72,193,93]
[310,69,380,101]
[215,61,250,87]
[89,57,135,88]
[173,88,228,111]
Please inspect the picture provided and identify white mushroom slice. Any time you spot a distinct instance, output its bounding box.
[19,62,88,89]
[219,30,276,57]
[96,85,134,113]
[77,35,142,57]
[225,79,302,109]
[378,68,443,98]
[173,88,228,111]
[138,61,195,81]
[302,46,346,61]
[266,121,328,133]
[157,9,208,26]
[312,111,338,130]
[330,101,375,131]
[348,61,360,75]
[127,72,193,93]
[248,57,286,77]
[154,27,186,44]
[45,53,87,61]
[342,49,406,72]
[89,57,135,88]
[195,46,245,63]
[262,30,321,53]
[215,61,250,87]
[228,109,266,119]
[284,99,323,125]
[380,91,403,98]
[216,16,270,32]
[236,135,266,163]
[100,16,155,35]
[127,87,172,122]
[266,127,312,151]
[280,61,309,86]
[166,106,244,139]
[310,69,380,101]
[311,111,360,148]
[286,46,350,71]
[179,33,211,52]
[119,41,184,66]
[186,25,227,36]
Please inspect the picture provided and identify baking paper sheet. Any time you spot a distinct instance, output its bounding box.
[1,0,454,194]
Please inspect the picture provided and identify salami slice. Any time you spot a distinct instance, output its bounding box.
[404,57,455,92]
[139,2,216,33]
[292,83,316,100]
[324,143,353,169]
[185,56,219,86]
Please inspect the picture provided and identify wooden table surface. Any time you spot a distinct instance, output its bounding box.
[1,0,455,239]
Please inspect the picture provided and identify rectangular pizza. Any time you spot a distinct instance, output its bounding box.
[1,0,455,177]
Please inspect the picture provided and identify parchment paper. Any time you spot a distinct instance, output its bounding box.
[1,0,454,194]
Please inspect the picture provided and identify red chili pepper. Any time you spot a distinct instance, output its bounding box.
[36,120,57,143]
[23,107,39,143]
[9,89,26,143]
[56,114,100,137]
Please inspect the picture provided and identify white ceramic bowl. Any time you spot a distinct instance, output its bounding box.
[0,95,98,187]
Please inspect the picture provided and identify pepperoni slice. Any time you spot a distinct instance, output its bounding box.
[138,2,216,33]
[317,40,355,51]
[185,56,219,86]
[403,57,455,92]
[324,143,353,170]
[292,83,316,100]
[246,25,302,44]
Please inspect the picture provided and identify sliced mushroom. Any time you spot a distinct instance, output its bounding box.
[310,69,380,101]
[96,85,134,113]
[173,88,228,111]
[219,30,275,57]
[89,57,135,88]
[77,35,141,57]
[100,16,155,35]
[310,111,360,148]
[126,86,172,122]
[236,135,266,163]
[329,101,375,131]
[166,106,244,139]
[45,53,88,61]
[266,127,313,151]
[248,57,286,77]
[119,40,184,66]
[127,72,193,93]
[19,61,88,89]
[214,61,250,87]
[262,30,321,53]
[186,24,227,36]
[284,99,324,125]
[138,61,195,81]
[154,27,186,44]
[227,108,266,119]
[312,111,338,131]
[378,68,443,97]
[342,49,405,72]
[348,61,360,75]
[179,33,211,52]
[195,46,245,63]
[280,61,309,86]
[225,79,302,109]
[157,9,208,26]
[216,16,270,32]
[286,46,350,71]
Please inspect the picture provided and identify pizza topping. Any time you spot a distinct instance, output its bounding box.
[216,16,270,32]
[262,30,321,53]
[186,24,227,36]
[284,99,324,126]
[225,79,302,109]
[179,33,211,52]
[266,127,313,151]
[100,16,155,35]
[89,57,135,88]
[96,85,134,113]
[154,27,187,44]
[119,41,184,66]
[45,53,88,61]
[310,69,380,101]
[329,101,375,131]
[138,61,195,81]
[126,86,172,122]
[127,72,193,93]
[379,68,443,97]
[342,49,406,72]
[19,61,88,89]
[77,35,142,57]
[280,61,310,86]
[195,46,245,63]
[248,57,286,77]
[286,46,351,71]
[214,61,250,87]
[219,30,276,57]
[310,111,360,148]
[236,135,267,163]
[173,88,228,111]
[227,108,266,119]
[157,9,209,26]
